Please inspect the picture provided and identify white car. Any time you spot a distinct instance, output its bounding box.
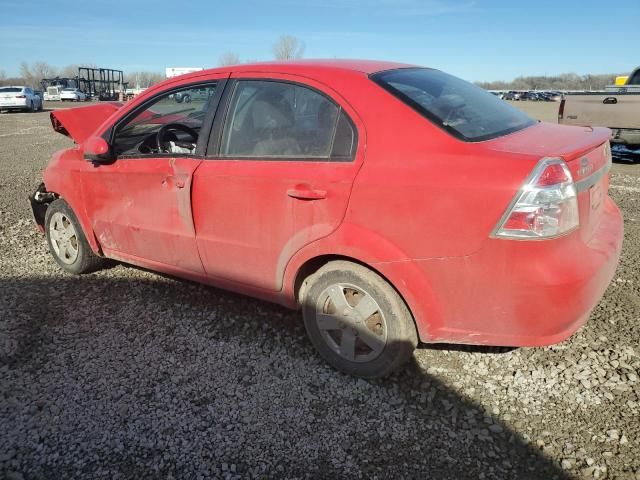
[60,88,87,102]
[0,86,43,112]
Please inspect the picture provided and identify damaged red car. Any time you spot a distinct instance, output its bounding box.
[31,60,623,378]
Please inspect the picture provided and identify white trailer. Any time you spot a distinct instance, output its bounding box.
[165,67,204,79]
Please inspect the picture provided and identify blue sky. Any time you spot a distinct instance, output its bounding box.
[1,0,638,82]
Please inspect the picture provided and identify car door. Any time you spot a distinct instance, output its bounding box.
[80,79,226,273]
[192,75,364,291]
[24,88,33,108]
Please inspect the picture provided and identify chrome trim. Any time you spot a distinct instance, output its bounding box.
[575,155,612,193]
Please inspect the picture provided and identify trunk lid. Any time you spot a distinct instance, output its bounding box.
[487,122,612,242]
[50,102,123,143]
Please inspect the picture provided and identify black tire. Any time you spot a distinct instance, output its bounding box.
[44,199,105,274]
[301,261,418,378]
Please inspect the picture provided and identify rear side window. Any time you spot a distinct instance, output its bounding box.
[372,68,535,142]
[220,80,356,160]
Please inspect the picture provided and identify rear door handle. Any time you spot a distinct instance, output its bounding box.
[603,97,618,104]
[287,186,327,200]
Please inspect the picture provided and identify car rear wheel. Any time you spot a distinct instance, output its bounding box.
[301,261,418,378]
[45,199,105,274]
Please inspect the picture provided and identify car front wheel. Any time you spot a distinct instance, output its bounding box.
[45,199,105,274]
[301,261,418,378]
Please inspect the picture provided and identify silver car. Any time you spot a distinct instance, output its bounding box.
[0,86,43,112]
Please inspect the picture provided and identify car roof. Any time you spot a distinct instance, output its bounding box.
[178,59,416,81]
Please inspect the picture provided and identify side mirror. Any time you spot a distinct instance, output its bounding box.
[84,136,113,163]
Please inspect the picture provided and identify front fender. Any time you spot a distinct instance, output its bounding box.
[43,149,101,255]
[281,222,444,342]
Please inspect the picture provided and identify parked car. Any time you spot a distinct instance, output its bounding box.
[520,91,542,101]
[31,60,623,378]
[60,88,87,102]
[0,86,43,112]
[545,91,563,102]
[560,66,640,152]
[503,91,520,101]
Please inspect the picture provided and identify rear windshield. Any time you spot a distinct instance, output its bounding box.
[0,87,22,93]
[371,68,535,141]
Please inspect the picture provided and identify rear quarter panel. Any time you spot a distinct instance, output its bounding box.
[338,78,538,260]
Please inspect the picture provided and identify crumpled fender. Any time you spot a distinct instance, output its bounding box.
[43,149,102,255]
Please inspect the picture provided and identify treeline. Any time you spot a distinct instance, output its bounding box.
[0,62,166,90]
[0,35,307,91]
[476,72,625,91]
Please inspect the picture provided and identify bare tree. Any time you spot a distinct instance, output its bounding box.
[272,35,305,60]
[0,69,6,82]
[20,62,58,89]
[219,52,241,66]
[125,71,165,89]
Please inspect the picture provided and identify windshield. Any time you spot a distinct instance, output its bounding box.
[0,87,22,93]
[371,68,535,142]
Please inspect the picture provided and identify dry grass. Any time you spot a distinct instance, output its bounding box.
[508,100,559,123]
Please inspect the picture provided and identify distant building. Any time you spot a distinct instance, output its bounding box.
[165,67,204,78]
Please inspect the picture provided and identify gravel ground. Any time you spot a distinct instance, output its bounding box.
[1,108,639,480]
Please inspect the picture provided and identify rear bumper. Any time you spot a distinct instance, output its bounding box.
[413,197,623,346]
[0,99,28,109]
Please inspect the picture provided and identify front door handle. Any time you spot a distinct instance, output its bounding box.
[603,97,618,104]
[287,186,327,200]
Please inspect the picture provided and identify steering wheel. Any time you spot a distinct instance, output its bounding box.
[156,123,198,153]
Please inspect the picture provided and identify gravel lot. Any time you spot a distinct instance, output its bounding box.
[1,104,639,479]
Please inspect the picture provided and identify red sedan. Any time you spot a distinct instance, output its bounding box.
[31,60,623,378]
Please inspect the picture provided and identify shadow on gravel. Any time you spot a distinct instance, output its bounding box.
[0,274,569,480]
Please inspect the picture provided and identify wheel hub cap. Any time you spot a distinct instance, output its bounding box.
[49,212,79,264]
[315,283,388,363]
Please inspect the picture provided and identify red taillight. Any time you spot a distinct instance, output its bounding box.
[15,95,26,99]
[558,99,565,120]
[492,158,579,239]
[502,210,540,231]
[535,163,570,187]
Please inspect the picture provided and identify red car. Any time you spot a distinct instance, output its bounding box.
[31,60,623,378]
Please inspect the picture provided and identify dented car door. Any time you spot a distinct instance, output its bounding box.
[81,157,205,272]
[80,81,224,273]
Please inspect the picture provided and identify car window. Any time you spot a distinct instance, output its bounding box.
[220,80,356,160]
[112,83,218,157]
[372,68,535,142]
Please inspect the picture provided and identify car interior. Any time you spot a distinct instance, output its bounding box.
[112,85,218,157]
[111,81,347,159]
